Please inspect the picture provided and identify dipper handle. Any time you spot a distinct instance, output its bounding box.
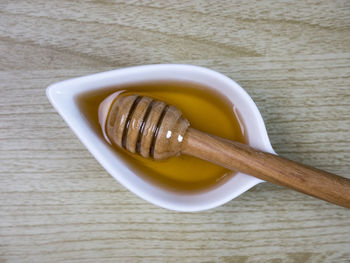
[182,128,350,208]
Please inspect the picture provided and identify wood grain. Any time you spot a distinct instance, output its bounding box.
[1,0,350,262]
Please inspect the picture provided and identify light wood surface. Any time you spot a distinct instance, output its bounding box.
[1,0,350,262]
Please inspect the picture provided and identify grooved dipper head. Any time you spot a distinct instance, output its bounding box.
[99,93,190,160]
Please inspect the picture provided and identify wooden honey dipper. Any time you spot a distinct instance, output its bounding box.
[100,94,350,208]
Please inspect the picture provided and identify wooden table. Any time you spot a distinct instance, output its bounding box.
[1,1,349,262]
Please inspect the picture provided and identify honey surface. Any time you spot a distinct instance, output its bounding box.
[76,81,246,193]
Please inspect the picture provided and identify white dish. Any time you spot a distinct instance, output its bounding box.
[46,64,274,211]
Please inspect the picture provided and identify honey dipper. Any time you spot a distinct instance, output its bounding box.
[99,94,350,208]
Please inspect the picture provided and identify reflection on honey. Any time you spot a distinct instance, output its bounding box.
[76,81,246,193]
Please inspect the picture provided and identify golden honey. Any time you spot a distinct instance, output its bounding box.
[76,81,246,193]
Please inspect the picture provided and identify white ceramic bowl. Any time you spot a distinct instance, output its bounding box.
[46,64,274,212]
